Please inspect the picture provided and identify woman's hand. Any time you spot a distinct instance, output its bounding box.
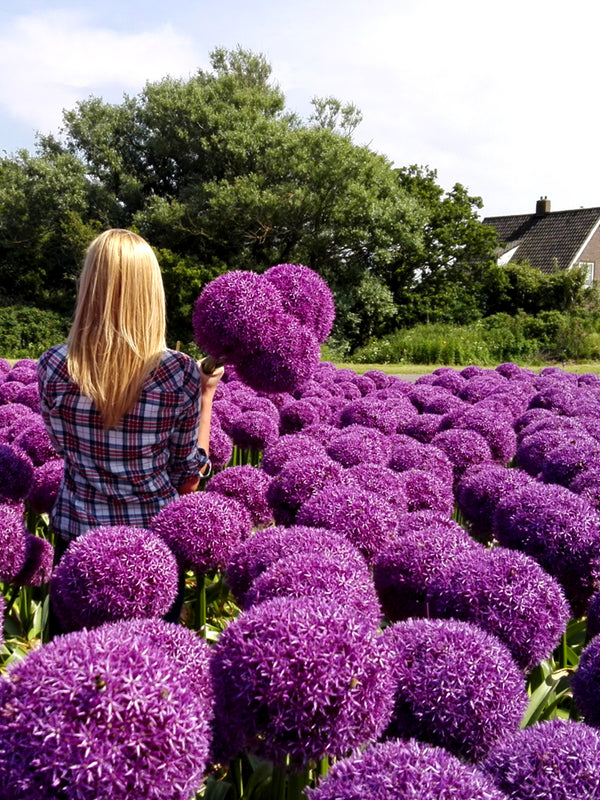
[198,360,225,396]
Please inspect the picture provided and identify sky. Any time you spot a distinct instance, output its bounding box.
[1,0,599,218]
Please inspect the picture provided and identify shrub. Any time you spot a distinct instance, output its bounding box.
[0,306,69,359]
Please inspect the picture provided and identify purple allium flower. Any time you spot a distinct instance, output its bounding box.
[0,381,24,404]
[0,621,212,800]
[313,361,338,380]
[301,421,340,445]
[401,412,443,443]
[244,550,382,627]
[212,398,241,435]
[483,718,600,800]
[540,438,600,488]
[0,502,27,581]
[381,617,528,761]
[427,546,570,672]
[210,594,395,766]
[0,444,34,503]
[296,378,334,400]
[495,361,527,379]
[395,508,469,536]
[265,453,344,525]
[431,427,494,483]
[355,374,377,395]
[580,373,600,386]
[406,384,448,412]
[326,424,392,467]
[0,403,37,433]
[360,369,390,388]
[208,422,233,470]
[476,386,534,419]
[330,380,362,401]
[455,463,535,542]
[395,468,455,516]
[431,369,467,393]
[12,417,57,465]
[457,374,507,404]
[260,432,328,476]
[373,519,481,621]
[205,464,273,527]
[0,358,10,375]
[528,384,579,415]
[341,463,410,512]
[515,427,583,476]
[441,405,517,463]
[150,492,252,572]
[571,466,600,510]
[14,383,41,413]
[572,636,600,727]
[514,406,556,434]
[257,389,295,409]
[279,397,331,434]
[12,534,54,586]
[307,738,509,800]
[332,367,360,383]
[6,365,37,385]
[337,396,416,435]
[387,439,454,488]
[414,373,437,385]
[264,262,336,342]
[225,524,367,606]
[235,393,280,421]
[50,525,179,631]
[230,410,280,451]
[493,481,600,614]
[296,483,399,564]
[518,412,584,443]
[461,365,491,379]
[420,390,467,416]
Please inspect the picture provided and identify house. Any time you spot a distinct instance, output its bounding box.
[482,197,600,286]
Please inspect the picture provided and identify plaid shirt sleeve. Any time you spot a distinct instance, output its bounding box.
[166,356,211,486]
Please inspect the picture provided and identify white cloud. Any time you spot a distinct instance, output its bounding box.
[0,9,200,136]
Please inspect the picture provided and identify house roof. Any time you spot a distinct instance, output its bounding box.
[482,202,600,273]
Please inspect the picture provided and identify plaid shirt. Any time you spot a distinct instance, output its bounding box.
[37,345,209,540]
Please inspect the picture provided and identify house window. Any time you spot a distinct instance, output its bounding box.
[577,262,595,287]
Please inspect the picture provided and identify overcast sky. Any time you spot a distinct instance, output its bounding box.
[1,0,598,218]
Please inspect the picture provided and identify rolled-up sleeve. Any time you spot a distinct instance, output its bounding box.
[166,359,210,487]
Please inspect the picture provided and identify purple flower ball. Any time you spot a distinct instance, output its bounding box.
[528,384,578,415]
[457,374,507,404]
[150,492,252,572]
[279,397,331,433]
[50,525,179,631]
[244,550,382,627]
[307,738,509,800]
[338,396,416,435]
[431,427,494,482]
[0,444,34,503]
[296,483,399,564]
[6,365,37,385]
[441,405,517,463]
[260,432,328,476]
[395,468,455,516]
[230,410,280,451]
[225,524,367,606]
[493,481,600,614]
[381,617,528,761]
[0,621,212,800]
[388,439,454,488]
[12,417,57,466]
[541,438,600,488]
[572,636,600,726]
[571,466,600,511]
[431,370,467,393]
[461,365,490,379]
[341,463,410,512]
[265,453,344,526]
[516,427,590,476]
[0,503,28,581]
[235,393,280,421]
[361,369,390,388]
[326,424,392,467]
[12,534,54,586]
[428,545,571,672]
[0,402,37,431]
[205,464,273,527]
[208,422,233,469]
[14,383,41,413]
[355,374,377,395]
[401,412,444,443]
[263,262,336,342]
[210,595,395,766]
[373,519,482,621]
[0,382,24,404]
[0,358,10,376]
[483,718,600,800]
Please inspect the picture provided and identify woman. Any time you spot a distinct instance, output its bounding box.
[37,228,223,556]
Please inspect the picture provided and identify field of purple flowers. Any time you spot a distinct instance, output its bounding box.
[2,263,600,798]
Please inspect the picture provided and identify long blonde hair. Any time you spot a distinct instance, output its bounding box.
[67,229,167,428]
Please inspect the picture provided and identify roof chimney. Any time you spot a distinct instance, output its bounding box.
[536,196,551,215]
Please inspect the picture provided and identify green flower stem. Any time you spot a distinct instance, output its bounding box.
[196,571,207,637]
[287,768,310,800]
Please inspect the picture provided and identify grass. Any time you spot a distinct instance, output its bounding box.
[339,361,600,376]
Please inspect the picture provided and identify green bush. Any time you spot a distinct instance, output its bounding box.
[0,306,69,359]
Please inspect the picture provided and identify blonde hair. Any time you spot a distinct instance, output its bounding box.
[67,229,166,428]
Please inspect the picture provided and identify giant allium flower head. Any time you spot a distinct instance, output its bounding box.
[14,383,41,413]
[441,405,517,463]
[395,468,455,516]
[328,379,362,401]
[342,462,410,512]
[360,368,390,388]
[580,372,600,386]
[401,412,443,443]
[387,438,454,488]
[230,410,279,451]
[572,636,600,726]
[457,374,507,404]
[571,466,600,511]
[0,357,10,376]
[355,374,377,395]
[326,423,392,467]
[263,262,335,342]
[495,361,529,379]
[234,393,280,421]
[483,718,600,800]
[0,621,212,800]
[493,481,600,614]
[6,365,37,385]
[373,519,482,621]
[12,534,54,586]
[430,369,467,394]
[0,381,24,404]
[244,550,382,627]
[212,398,241,434]
[515,427,583,476]
[0,402,37,431]
[514,406,557,435]
[428,545,571,672]
[540,438,600,488]
[50,525,179,632]
[587,590,600,638]
[528,384,579,415]
[210,594,395,766]
[420,390,466,416]
[0,444,34,502]
[150,491,252,572]
[225,524,367,606]
[307,738,509,800]
[296,483,399,564]
[381,617,528,761]
[338,396,416,435]
[431,427,494,483]
[461,365,490,379]
[279,397,331,434]
[208,421,233,469]
[0,502,27,581]
[455,463,535,542]
[205,464,273,527]
[12,417,57,465]
[260,432,328,476]
[265,452,344,525]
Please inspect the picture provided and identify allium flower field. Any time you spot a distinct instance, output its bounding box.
[5,337,600,796]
